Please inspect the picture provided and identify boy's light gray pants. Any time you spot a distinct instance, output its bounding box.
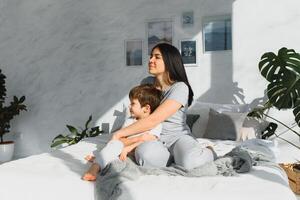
[95,140,124,169]
[135,134,215,170]
[95,135,215,170]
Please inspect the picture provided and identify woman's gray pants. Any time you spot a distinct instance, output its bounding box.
[135,134,215,170]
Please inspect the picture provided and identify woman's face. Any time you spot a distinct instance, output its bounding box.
[148,48,166,76]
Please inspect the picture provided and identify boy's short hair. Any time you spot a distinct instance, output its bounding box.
[129,84,162,113]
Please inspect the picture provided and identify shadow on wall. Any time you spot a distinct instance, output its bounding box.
[196,6,246,105]
[197,51,246,104]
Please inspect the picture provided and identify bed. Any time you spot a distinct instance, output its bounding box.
[0,134,297,200]
[0,101,298,200]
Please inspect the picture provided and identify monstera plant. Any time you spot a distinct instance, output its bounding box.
[249,47,300,149]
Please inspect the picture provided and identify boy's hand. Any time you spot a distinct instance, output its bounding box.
[85,155,95,162]
[119,148,129,161]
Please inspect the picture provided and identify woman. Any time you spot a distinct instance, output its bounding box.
[113,43,215,169]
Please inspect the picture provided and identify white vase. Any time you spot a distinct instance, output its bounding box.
[0,141,15,163]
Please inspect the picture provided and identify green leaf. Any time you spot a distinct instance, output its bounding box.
[91,126,100,132]
[261,122,278,139]
[51,138,70,148]
[81,130,87,137]
[85,115,92,129]
[20,96,25,102]
[66,125,78,134]
[259,47,300,111]
[51,134,66,142]
[293,105,300,127]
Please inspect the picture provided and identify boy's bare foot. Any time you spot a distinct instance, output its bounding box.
[85,155,95,162]
[82,163,100,181]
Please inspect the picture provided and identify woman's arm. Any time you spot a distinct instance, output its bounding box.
[119,132,157,146]
[113,99,182,139]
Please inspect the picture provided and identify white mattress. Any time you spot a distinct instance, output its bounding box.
[0,134,297,200]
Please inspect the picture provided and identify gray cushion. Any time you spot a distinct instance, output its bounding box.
[188,101,249,138]
[186,114,200,130]
[203,108,248,140]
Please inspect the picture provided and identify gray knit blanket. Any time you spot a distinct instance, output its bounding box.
[95,145,274,200]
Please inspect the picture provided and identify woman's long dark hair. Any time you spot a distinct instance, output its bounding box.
[152,43,194,106]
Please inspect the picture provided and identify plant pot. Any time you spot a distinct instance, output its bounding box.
[0,141,15,163]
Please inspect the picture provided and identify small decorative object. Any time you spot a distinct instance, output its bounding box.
[0,69,26,163]
[51,115,103,148]
[147,19,173,54]
[182,11,194,27]
[179,39,197,66]
[125,40,143,67]
[248,47,300,149]
[279,163,300,194]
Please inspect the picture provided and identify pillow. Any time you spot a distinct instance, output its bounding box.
[186,114,200,130]
[189,101,248,138]
[203,108,248,141]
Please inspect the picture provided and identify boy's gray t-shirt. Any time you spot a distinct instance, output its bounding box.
[141,77,191,147]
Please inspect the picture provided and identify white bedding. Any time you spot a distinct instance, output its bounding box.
[0,134,297,200]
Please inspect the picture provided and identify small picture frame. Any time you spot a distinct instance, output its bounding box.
[147,19,173,55]
[182,11,194,27]
[125,39,143,67]
[179,40,197,66]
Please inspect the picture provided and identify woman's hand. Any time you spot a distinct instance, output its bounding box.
[141,132,157,142]
[111,131,123,141]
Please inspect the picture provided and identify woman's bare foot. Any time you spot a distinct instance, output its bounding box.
[206,146,217,160]
[85,155,95,162]
[82,163,100,181]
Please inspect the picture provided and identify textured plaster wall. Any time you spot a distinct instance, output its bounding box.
[1,0,298,158]
[0,0,234,158]
[232,0,300,148]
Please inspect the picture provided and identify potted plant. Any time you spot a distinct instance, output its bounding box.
[51,115,103,148]
[249,47,300,149]
[0,69,26,163]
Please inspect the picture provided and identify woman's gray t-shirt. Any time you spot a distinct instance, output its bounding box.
[141,77,191,147]
[160,82,191,146]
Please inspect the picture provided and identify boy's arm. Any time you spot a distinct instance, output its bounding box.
[119,140,144,161]
[119,133,158,161]
[124,141,144,153]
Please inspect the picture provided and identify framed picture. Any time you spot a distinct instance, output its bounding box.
[179,40,197,66]
[182,11,194,27]
[147,19,173,54]
[202,15,232,52]
[125,39,143,67]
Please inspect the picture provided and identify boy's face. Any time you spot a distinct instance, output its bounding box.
[129,99,150,120]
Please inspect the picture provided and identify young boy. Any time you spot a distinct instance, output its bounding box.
[82,84,162,181]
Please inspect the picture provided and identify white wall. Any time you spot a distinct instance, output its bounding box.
[232,0,300,146]
[1,0,298,158]
[0,0,234,158]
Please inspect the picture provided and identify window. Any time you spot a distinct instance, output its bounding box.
[203,16,232,52]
